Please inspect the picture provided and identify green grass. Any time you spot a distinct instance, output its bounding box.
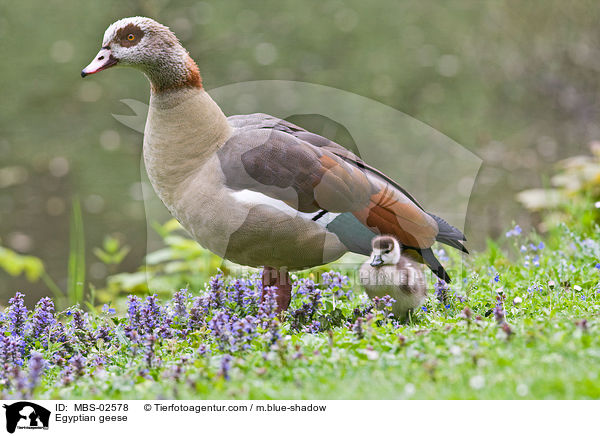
[9,223,599,400]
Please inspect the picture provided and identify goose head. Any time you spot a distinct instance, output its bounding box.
[81,17,201,92]
[369,235,401,267]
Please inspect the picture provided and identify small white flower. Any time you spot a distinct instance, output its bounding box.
[364,349,379,360]
[548,280,556,288]
[469,375,485,390]
[449,345,461,355]
[573,285,582,292]
[516,384,529,396]
[404,383,416,396]
[595,201,600,209]
[513,296,523,305]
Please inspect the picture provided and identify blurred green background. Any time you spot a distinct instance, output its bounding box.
[2,0,600,303]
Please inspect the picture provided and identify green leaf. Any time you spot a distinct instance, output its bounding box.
[67,197,86,306]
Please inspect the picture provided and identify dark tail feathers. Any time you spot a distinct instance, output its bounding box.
[429,213,468,254]
[420,247,451,283]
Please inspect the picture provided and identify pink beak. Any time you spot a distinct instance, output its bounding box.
[81,48,118,77]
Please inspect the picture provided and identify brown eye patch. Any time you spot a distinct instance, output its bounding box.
[116,23,144,47]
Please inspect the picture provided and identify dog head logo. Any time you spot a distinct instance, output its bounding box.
[2,402,50,433]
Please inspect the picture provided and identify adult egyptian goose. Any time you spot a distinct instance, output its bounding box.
[82,17,467,312]
[360,235,427,321]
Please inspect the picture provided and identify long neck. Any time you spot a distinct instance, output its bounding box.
[143,49,203,93]
[144,86,231,198]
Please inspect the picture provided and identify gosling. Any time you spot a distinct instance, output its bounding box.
[360,235,427,321]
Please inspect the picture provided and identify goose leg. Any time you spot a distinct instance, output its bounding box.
[261,266,291,312]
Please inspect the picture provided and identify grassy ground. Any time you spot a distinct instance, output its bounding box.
[1,223,599,400]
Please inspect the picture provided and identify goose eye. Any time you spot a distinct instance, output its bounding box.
[127,34,135,41]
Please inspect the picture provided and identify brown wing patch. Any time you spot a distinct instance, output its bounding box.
[235,131,371,213]
[312,154,371,212]
[353,183,438,249]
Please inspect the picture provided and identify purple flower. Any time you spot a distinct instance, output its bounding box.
[70,309,94,347]
[124,326,140,344]
[208,273,225,309]
[258,287,279,325]
[303,320,321,334]
[102,304,116,315]
[289,303,316,331]
[72,309,88,331]
[189,296,209,329]
[69,354,86,376]
[143,334,159,368]
[31,297,55,338]
[92,355,107,367]
[0,332,26,367]
[197,344,209,356]
[167,356,188,382]
[49,322,70,345]
[157,316,174,339]
[373,295,396,312]
[294,278,316,298]
[95,325,113,343]
[61,353,86,385]
[434,280,450,306]
[7,292,28,336]
[141,294,162,333]
[493,294,506,324]
[171,289,188,320]
[208,311,257,352]
[7,365,27,393]
[127,295,142,329]
[27,352,45,392]
[435,249,450,262]
[505,224,522,238]
[220,354,233,380]
[321,271,351,298]
[229,279,256,309]
[351,317,364,339]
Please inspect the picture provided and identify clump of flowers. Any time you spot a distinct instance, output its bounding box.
[505,224,522,238]
[31,297,55,338]
[493,292,506,324]
[434,280,451,307]
[372,295,396,318]
[7,292,28,336]
[321,271,351,298]
[61,354,87,385]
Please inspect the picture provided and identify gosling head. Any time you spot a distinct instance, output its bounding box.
[81,17,201,92]
[369,235,401,267]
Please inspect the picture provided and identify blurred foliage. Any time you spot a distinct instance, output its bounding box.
[0,244,45,283]
[3,0,600,301]
[93,235,130,267]
[96,219,226,304]
[518,142,600,232]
